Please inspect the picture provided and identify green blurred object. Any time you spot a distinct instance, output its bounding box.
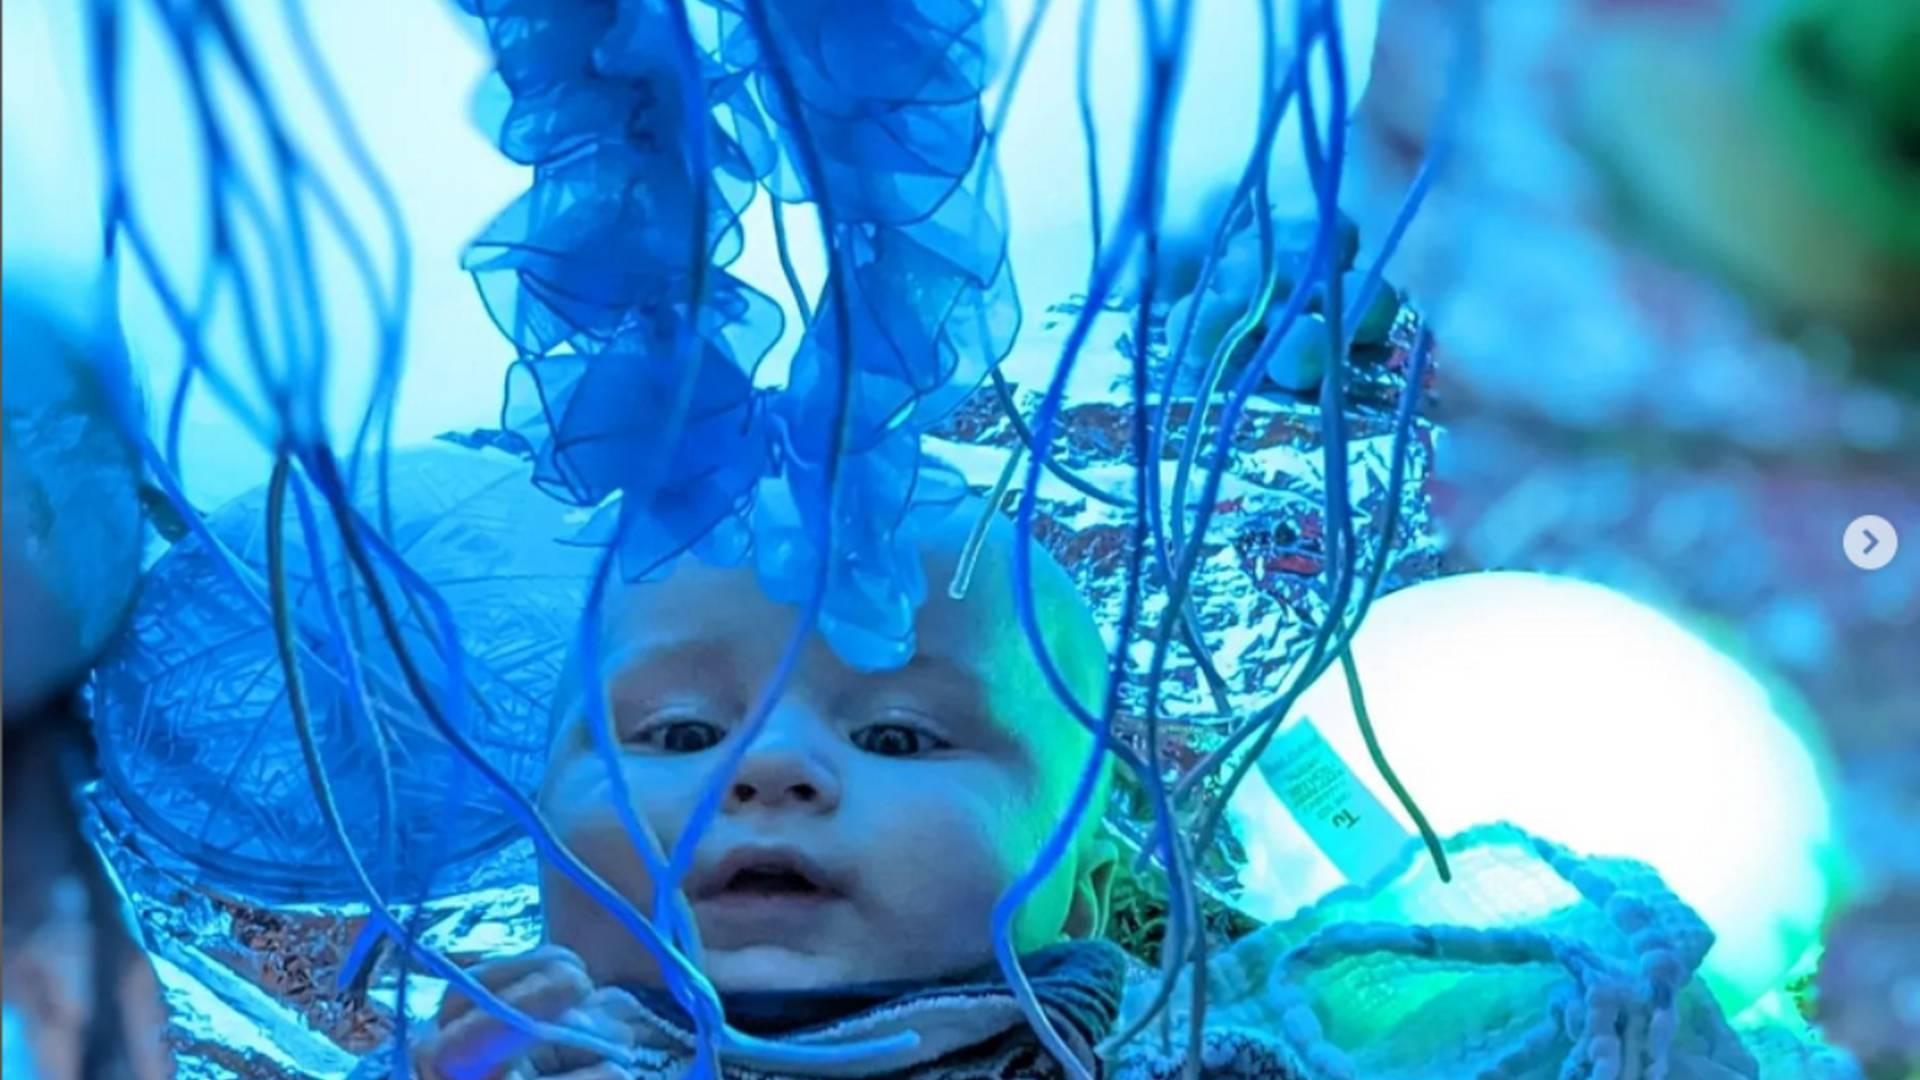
[1572,0,1920,374]
[1758,0,1920,261]
[2,290,146,714]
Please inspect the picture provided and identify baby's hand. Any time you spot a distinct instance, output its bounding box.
[412,946,644,1080]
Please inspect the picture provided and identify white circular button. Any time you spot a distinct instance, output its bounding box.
[1844,515,1898,571]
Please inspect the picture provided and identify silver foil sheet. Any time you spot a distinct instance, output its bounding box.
[927,297,1443,890]
[85,783,543,1080]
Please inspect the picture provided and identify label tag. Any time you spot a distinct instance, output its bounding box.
[1258,714,1416,887]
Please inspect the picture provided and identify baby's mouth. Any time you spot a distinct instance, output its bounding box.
[720,865,826,898]
[693,847,843,908]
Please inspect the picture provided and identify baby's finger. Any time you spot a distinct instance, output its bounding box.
[581,986,646,1025]
[520,993,640,1076]
[437,946,587,1027]
[428,965,595,1080]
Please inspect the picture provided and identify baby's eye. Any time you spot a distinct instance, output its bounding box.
[631,718,726,754]
[851,722,950,758]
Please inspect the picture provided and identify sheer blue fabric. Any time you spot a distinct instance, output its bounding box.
[459,0,1018,670]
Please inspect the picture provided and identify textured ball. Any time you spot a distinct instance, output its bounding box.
[92,445,595,904]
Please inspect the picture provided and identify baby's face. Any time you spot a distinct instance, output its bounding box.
[539,526,1113,992]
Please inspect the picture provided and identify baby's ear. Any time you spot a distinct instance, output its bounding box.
[1063,836,1119,940]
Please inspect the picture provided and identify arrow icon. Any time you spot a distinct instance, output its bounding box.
[1845,515,1898,571]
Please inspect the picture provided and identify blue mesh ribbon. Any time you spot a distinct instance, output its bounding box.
[460,0,1017,670]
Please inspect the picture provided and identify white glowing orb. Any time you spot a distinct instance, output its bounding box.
[1226,571,1846,1014]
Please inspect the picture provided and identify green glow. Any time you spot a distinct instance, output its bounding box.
[1753,0,1920,259]
[1228,572,1851,1015]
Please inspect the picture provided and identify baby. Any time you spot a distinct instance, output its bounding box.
[392,504,1299,1080]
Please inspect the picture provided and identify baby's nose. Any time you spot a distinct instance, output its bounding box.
[722,741,841,814]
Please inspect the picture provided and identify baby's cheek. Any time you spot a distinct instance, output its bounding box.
[540,799,675,984]
[862,785,1052,911]
[544,756,689,872]
[564,805,659,896]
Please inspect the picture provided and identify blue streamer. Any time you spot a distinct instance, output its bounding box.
[465,0,1016,672]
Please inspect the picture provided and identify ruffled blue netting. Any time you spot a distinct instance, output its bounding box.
[461,0,1017,672]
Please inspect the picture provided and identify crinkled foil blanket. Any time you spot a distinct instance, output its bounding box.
[89,303,1441,1078]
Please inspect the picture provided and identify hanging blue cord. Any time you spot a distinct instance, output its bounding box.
[566,0,741,1068]
[1342,335,1431,633]
[1172,4,1482,901]
[92,0,415,489]
[88,0,469,802]
[647,3,882,1073]
[1147,26,1294,574]
[147,2,287,408]
[1125,0,1345,870]
[572,545,718,1011]
[113,215,278,444]
[282,0,466,989]
[1137,0,1295,748]
[206,5,330,426]
[87,0,391,498]
[266,455,639,1069]
[961,0,1145,515]
[1277,6,1451,895]
[1136,10,1468,1030]
[1113,0,1294,1042]
[161,272,210,476]
[1303,0,1361,697]
[81,4,510,1069]
[1111,0,1223,1041]
[1007,19,1174,774]
[286,474,402,930]
[1173,0,1477,827]
[242,14,407,516]
[1154,0,1474,746]
[178,0,486,892]
[969,0,1185,525]
[1159,2,1359,843]
[1332,1,1477,632]
[1155,14,1313,587]
[300,460,479,1038]
[1112,9,1347,1048]
[1098,0,1258,1052]
[274,0,413,496]
[996,0,1206,1074]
